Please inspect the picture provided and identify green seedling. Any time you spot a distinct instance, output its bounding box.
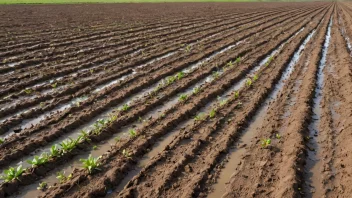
[90,69,94,74]
[50,144,61,157]
[219,99,227,107]
[129,129,137,138]
[24,88,32,94]
[27,153,49,167]
[209,109,216,118]
[193,86,201,95]
[245,78,252,87]
[37,182,47,191]
[92,122,102,135]
[122,149,131,158]
[176,71,184,80]
[261,138,271,148]
[194,113,206,121]
[235,57,241,64]
[0,138,4,144]
[93,145,98,150]
[212,71,220,79]
[179,94,188,102]
[56,171,72,183]
[0,165,25,182]
[80,155,101,174]
[276,134,281,139]
[233,91,240,99]
[226,61,233,68]
[253,74,258,82]
[166,76,176,85]
[265,56,274,66]
[51,82,57,89]
[138,116,143,123]
[79,130,91,142]
[97,119,108,126]
[108,113,118,122]
[120,104,129,112]
[185,45,191,53]
[60,137,82,153]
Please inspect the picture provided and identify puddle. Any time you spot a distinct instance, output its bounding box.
[303,17,332,197]
[208,28,316,198]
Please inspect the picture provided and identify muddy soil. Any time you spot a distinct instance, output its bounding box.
[2,2,351,198]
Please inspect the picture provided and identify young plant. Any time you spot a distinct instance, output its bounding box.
[37,182,48,191]
[261,138,271,148]
[193,86,200,95]
[120,104,129,112]
[0,165,25,182]
[235,57,241,64]
[245,78,252,87]
[265,56,274,67]
[226,61,233,68]
[194,113,206,121]
[233,91,240,99]
[219,99,227,107]
[24,88,32,94]
[176,71,184,80]
[276,133,281,139]
[129,129,137,138]
[209,109,216,118]
[178,94,188,102]
[50,144,61,157]
[253,74,258,82]
[79,130,91,142]
[185,45,191,53]
[212,71,220,79]
[166,76,176,85]
[108,113,118,122]
[122,149,131,158]
[97,119,108,126]
[51,82,58,89]
[80,155,101,174]
[93,145,98,150]
[60,137,82,153]
[27,153,49,167]
[56,171,72,183]
[0,138,4,144]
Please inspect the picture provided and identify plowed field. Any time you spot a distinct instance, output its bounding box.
[0,2,351,197]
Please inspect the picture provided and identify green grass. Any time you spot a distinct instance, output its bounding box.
[0,0,260,4]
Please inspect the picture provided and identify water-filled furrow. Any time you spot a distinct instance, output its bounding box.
[303,17,332,197]
[337,14,352,55]
[208,29,316,198]
[0,73,133,140]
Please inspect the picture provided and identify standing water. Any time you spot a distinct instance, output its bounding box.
[303,17,332,197]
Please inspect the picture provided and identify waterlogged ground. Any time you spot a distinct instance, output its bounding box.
[0,2,352,198]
